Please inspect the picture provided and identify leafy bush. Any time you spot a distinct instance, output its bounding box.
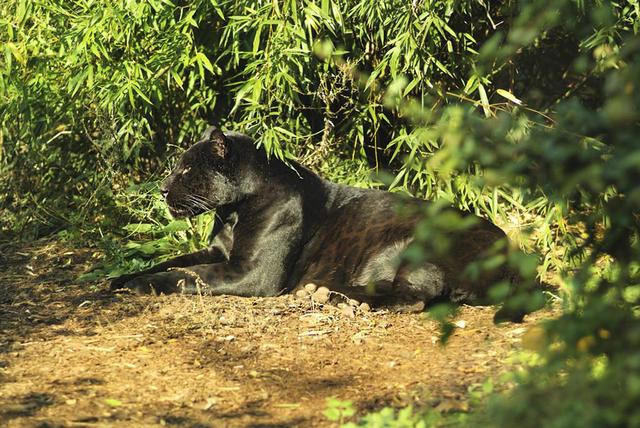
[1,0,581,241]
[402,2,640,427]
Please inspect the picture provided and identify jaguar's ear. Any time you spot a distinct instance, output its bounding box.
[201,126,228,158]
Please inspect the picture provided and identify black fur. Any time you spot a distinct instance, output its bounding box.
[111,128,524,321]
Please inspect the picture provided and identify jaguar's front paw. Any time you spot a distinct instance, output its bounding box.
[110,273,136,291]
[116,273,182,295]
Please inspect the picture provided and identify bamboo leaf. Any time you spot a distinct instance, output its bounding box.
[496,89,523,105]
[477,83,491,117]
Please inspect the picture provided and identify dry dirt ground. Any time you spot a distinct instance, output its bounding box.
[0,238,553,427]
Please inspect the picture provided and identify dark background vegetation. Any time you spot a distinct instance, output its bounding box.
[1,0,639,426]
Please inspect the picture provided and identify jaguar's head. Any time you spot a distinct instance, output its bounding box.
[161,127,240,218]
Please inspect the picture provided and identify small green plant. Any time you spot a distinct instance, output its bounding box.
[341,404,472,428]
[344,406,431,428]
[79,180,215,281]
[324,397,357,425]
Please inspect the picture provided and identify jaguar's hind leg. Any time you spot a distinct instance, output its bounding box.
[363,263,446,312]
[352,240,446,311]
[394,263,446,301]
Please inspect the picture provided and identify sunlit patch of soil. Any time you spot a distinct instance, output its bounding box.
[0,238,554,427]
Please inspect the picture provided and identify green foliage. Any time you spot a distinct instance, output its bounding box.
[325,398,474,427]
[1,0,565,239]
[343,406,436,428]
[324,398,442,428]
[79,181,215,280]
[400,1,640,426]
[1,0,221,237]
[324,397,357,424]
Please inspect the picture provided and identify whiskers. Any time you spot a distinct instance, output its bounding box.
[181,194,216,215]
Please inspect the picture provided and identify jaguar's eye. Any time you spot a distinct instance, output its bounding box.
[181,166,191,175]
